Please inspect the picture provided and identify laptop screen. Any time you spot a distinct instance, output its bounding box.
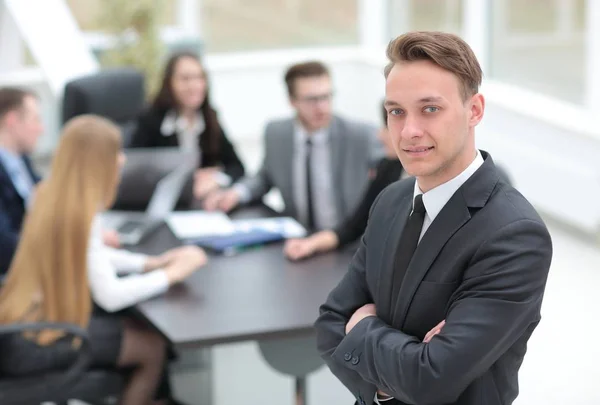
[146,163,194,219]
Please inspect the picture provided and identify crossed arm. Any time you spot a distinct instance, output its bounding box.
[314,219,552,405]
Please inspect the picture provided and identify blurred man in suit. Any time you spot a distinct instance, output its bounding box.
[203,61,382,232]
[314,32,552,405]
[0,88,43,275]
[0,88,120,276]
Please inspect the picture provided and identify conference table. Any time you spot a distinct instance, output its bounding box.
[132,205,357,405]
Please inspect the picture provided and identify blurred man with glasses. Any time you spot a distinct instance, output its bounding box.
[204,61,382,232]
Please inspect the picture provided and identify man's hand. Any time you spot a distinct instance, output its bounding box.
[194,167,221,200]
[283,238,317,261]
[346,303,377,334]
[102,229,121,248]
[203,188,240,212]
[423,320,445,343]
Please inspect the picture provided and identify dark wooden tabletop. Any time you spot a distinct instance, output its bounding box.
[134,206,356,348]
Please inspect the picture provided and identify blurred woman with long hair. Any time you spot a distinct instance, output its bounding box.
[0,115,206,405]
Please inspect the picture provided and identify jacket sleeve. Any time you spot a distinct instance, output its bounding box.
[327,219,552,405]
[218,127,245,181]
[314,190,392,404]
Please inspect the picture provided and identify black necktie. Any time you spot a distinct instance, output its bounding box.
[390,194,426,315]
[305,138,315,231]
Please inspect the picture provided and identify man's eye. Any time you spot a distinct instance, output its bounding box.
[424,106,439,113]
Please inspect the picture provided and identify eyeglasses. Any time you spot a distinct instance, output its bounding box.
[295,92,333,104]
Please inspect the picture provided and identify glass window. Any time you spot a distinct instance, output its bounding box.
[387,0,464,38]
[202,0,359,52]
[66,0,177,31]
[489,0,585,104]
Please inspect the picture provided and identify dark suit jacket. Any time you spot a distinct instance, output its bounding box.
[314,151,553,405]
[129,107,245,181]
[0,156,40,275]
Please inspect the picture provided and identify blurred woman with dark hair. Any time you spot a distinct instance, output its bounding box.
[131,52,245,200]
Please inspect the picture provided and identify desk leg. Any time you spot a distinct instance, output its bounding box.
[295,376,307,405]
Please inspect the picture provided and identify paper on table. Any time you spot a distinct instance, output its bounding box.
[232,217,307,238]
[166,211,236,239]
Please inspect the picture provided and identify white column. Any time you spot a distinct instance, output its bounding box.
[556,0,574,37]
[0,1,24,72]
[358,0,388,49]
[462,0,491,75]
[177,0,201,36]
[387,0,411,38]
[585,0,600,111]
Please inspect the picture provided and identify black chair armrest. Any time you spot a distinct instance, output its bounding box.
[0,322,91,405]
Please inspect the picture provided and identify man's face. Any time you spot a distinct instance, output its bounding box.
[385,60,484,191]
[290,75,333,132]
[6,95,44,154]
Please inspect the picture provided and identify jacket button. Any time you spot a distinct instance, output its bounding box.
[351,356,359,365]
[344,352,352,361]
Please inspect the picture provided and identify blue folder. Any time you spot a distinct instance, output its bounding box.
[187,228,285,254]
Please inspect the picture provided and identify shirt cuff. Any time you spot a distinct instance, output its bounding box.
[374,393,394,404]
[232,183,252,204]
[126,252,148,273]
[152,269,171,293]
[213,171,232,187]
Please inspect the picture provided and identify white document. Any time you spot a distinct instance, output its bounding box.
[166,211,236,239]
[232,217,307,238]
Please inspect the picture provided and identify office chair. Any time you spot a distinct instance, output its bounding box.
[0,322,124,405]
[62,68,146,147]
[258,335,324,405]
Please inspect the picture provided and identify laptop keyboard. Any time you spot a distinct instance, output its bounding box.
[118,220,144,234]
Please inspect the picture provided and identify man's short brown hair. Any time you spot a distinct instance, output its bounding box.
[0,87,36,121]
[384,31,482,101]
[284,61,330,98]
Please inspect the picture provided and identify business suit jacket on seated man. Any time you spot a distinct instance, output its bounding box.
[314,32,553,405]
[0,88,43,275]
[203,61,382,231]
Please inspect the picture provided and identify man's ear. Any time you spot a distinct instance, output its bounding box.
[468,93,485,127]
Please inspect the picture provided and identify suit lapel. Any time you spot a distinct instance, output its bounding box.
[393,192,471,326]
[379,192,413,324]
[328,118,346,215]
[0,158,24,205]
[280,121,296,214]
[392,151,500,328]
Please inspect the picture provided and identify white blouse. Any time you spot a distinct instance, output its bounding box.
[87,216,169,312]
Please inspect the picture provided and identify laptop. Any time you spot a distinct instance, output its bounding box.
[106,160,195,245]
[113,147,198,210]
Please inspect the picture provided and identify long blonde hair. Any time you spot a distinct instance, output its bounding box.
[0,115,122,344]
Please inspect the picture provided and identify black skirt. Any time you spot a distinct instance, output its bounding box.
[0,309,124,377]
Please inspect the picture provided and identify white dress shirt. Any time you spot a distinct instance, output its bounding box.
[375,150,484,404]
[161,109,206,151]
[87,216,169,312]
[415,150,484,241]
[292,122,338,230]
[160,109,231,186]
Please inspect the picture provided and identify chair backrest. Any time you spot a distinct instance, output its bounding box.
[0,322,124,405]
[61,68,146,146]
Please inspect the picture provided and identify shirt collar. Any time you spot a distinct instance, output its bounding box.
[413,150,484,220]
[294,120,329,145]
[160,109,206,137]
[0,146,24,175]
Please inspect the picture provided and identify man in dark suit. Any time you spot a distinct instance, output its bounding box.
[314,32,553,405]
[0,88,43,275]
